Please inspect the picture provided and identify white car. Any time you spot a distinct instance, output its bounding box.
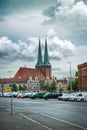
[75,94,87,102]
[69,93,82,101]
[58,93,66,101]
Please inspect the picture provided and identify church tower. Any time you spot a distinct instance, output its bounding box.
[36,38,43,67]
[44,38,51,66]
[35,37,51,79]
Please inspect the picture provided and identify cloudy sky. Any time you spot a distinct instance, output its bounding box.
[0,0,87,79]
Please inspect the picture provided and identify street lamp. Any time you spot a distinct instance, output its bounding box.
[67,62,72,92]
[8,70,13,116]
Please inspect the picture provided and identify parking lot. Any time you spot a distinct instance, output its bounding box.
[0,97,87,130]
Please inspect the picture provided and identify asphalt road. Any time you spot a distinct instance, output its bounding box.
[0,98,87,130]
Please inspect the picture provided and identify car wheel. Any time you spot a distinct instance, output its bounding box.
[80,98,84,102]
[74,98,77,102]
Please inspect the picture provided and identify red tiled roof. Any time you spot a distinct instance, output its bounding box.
[57,79,67,84]
[13,67,45,82]
[0,67,46,84]
[0,78,13,84]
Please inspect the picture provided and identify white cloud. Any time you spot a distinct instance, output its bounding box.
[71,1,87,15]
[0,36,38,62]
[0,28,76,64]
[43,1,87,45]
[57,1,87,16]
[47,29,76,60]
[0,11,48,40]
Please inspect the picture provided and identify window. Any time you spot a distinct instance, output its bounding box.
[29,76,32,82]
[35,76,38,82]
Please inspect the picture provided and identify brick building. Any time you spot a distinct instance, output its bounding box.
[78,62,87,91]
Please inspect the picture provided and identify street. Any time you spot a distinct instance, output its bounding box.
[0,98,87,130]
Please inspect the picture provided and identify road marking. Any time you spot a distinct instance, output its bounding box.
[41,114,87,130]
[19,113,53,130]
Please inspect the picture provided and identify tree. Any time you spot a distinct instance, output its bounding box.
[40,80,57,92]
[67,71,78,92]
[44,82,50,92]
[75,71,78,77]
[12,84,18,91]
[19,84,22,91]
[50,80,57,92]
[22,84,27,91]
[67,81,71,91]
[72,78,78,91]
[40,81,45,91]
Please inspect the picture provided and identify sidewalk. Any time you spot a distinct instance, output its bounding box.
[0,105,49,130]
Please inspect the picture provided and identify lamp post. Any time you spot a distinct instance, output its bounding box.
[18,76,21,92]
[67,62,72,92]
[8,71,13,116]
[0,77,4,97]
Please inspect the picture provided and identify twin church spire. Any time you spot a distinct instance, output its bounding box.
[36,37,51,67]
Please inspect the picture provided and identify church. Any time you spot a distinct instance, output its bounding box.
[0,38,52,92]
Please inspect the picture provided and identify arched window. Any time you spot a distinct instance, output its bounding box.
[35,76,38,82]
[29,76,32,82]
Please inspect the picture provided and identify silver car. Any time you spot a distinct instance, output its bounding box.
[75,94,87,102]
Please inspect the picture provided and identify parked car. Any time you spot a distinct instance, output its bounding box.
[12,92,19,97]
[31,92,46,99]
[22,92,34,98]
[16,93,24,98]
[4,92,11,97]
[43,92,62,100]
[58,93,70,101]
[69,92,82,101]
[75,93,87,102]
[57,93,66,101]
[83,94,87,101]
[29,92,38,98]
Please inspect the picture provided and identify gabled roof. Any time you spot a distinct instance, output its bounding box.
[13,67,45,82]
[0,67,46,84]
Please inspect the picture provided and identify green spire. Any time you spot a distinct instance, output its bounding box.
[36,38,43,67]
[44,38,51,66]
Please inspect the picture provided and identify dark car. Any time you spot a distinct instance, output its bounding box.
[31,92,46,99]
[43,92,62,100]
[22,92,33,98]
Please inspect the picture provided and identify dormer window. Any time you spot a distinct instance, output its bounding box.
[35,76,38,82]
[29,76,32,82]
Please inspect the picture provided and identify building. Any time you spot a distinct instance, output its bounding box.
[0,38,52,92]
[78,62,87,91]
[56,78,68,92]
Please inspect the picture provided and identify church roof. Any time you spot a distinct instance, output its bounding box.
[0,67,46,84]
[44,38,51,66]
[35,38,43,67]
[13,67,45,82]
[36,38,51,67]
